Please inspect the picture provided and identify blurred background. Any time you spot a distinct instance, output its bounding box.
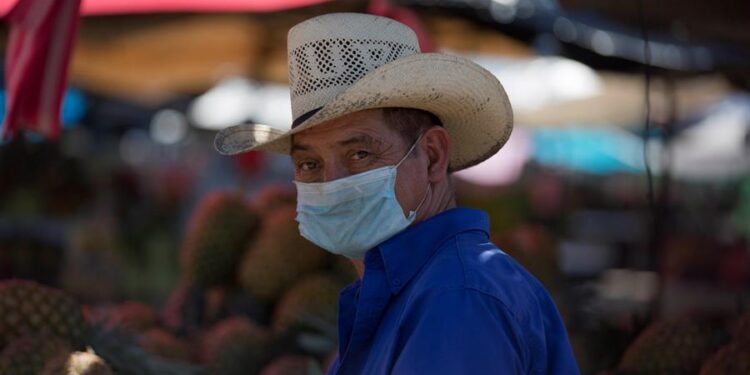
[0,0,749,374]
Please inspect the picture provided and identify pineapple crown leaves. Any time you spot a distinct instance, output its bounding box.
[86,324,205,375]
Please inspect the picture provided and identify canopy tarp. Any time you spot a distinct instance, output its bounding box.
[0,0,330,16]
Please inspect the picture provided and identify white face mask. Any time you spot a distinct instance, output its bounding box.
[294,135,429,259]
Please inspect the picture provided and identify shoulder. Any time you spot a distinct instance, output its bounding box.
[413,229,551,323]
[401,230,578,374]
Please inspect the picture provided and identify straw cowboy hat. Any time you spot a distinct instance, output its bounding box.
[214,12,513,171]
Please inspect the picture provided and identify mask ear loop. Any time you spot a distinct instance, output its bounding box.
[395,132,431,217]
[395,132,425,168]
[411,183,431,216]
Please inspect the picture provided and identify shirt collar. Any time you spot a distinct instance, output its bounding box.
[365,207,490,294]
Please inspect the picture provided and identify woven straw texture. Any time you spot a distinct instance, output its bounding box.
[215,13,513,171]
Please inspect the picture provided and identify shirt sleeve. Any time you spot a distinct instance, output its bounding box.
[390,287,528,375]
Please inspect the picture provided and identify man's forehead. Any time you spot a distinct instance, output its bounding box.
[291,110,394,150]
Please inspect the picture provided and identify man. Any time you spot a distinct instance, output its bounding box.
[215,13,579,375]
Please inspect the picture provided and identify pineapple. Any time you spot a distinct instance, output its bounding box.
[181,191,261,287]
[105,301,158,333]
[0,335,71,375]
[201,316,270,375]
[41,349,115,375]
[272,274,341,334]
[260,355,322,375]
[618,318,721,375]
[161,281,198,333]
[138,328,191,362]
[700,339,750,375]
[238,206,328,302]
[252,184,296,213]
[0,279,87,350]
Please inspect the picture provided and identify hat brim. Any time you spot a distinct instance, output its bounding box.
[214,53,513,171]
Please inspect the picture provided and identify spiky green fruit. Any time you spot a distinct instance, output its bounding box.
[0,335,71,375]
[0,279,87,350]
[272,274,340,334]
[238,207,328,302]
[181,192,261,287]
[260,355,321,375]
[700,339,750,375]
[41,349,115,375]
[618,318,720,375]
[201,316,270,375]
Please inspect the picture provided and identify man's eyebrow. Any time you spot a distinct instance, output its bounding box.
[338,135,381,147]
[290,134,382,154]
[290,142,310,154]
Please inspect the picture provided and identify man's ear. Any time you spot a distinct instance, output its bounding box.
[421,126,451,183]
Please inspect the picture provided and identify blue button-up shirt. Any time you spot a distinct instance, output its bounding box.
[326,208,579,375]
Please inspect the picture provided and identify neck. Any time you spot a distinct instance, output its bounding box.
[413,176,456,225]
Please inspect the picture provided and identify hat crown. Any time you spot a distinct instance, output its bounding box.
[287,13,420,123]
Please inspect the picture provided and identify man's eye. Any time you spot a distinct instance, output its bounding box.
[351,150,370,160]
[298,161,318,171]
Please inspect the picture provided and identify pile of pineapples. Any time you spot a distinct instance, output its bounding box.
[0,279,101,375]
[613,312,750,375]
[0,186,355,375]
[161,186,355,374]
[0,278,207,375]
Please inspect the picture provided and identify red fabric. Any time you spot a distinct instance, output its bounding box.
[0,0,330,16]
[234,151,265,176]
[2,0,82,140]
[368,0,434,52]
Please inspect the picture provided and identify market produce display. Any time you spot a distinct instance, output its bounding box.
[0,335,72,375]
[239,205,329,302]
[181,191,262,288]
[597,310,750,375]
[41,350,114,375]
[272,274,340,334]
[200,315,270,375]
[0,187,354,375]
[0,280,204,375]
[0,280,87,349]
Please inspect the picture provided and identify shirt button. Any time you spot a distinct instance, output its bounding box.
[393,278,401,286]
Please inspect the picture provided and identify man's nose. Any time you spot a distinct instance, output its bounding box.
[322,160,349,182]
